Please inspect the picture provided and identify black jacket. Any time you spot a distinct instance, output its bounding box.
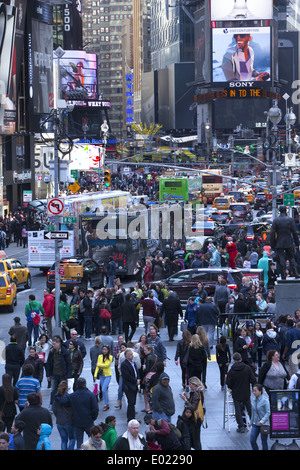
[5,342,25,366]
[196,302,219,326]
[55,387,99,428]
[121,359,139,392]
[270,213,299,250]
[226,361,256,400]
[161,295,183,326]
[121,299,137,323]
[46,345,72,379]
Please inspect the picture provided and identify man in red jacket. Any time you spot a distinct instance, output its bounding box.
[43,288,54,338]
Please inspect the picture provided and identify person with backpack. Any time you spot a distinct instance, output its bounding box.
[25,294,45,347]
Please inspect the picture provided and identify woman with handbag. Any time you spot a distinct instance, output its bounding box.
[250,384,270,451]
[179,376,205,450]
[94,345,113,411]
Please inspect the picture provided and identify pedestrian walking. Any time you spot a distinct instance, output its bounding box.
[249,384,270,451]
[226,352,256,433]
[25,294,45,347]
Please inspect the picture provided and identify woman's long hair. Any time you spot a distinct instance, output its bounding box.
[1,374,14,402]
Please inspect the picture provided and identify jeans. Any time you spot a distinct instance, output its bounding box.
[109,275,115,288]
[84,315,92,338]
[27,321,39,346]
[50,375,65,405]
[118,376,123,401]
[99,375,111,406]
[233,398,251,429]
[75,425,92,449]
[202,324,216,348]
[57,424,76,450]
[153,411,172,423]
[250,424,268,450]
[111,317,122,334]
[143,316,155,335]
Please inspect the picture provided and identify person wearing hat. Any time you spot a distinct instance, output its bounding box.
[270,205,300,280]
[151,372,175,423]
[144,414,181,450]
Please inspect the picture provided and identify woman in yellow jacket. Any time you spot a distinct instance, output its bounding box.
[94,345,113,411]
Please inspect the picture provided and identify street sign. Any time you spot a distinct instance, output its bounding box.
[283,193,295,207]
[44,231,69,240]
[47,198,65,216]
[68,181,81,194]
[63,216,77,224]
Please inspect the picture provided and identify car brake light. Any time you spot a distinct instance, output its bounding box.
[6,288,11,295]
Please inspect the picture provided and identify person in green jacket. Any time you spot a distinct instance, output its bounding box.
[100,416,118,450]
[25,294,45,346]
[58,294,71,339]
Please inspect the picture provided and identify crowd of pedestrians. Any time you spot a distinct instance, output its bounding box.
[1,222,300,451]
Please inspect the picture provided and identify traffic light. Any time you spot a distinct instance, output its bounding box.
[104,169,111,187]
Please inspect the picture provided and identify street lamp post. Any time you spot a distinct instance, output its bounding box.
[285,105,297,216]
[267,100,282,221]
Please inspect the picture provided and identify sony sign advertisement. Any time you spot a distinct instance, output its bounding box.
[212,27,271,85]
[210,0,273,22]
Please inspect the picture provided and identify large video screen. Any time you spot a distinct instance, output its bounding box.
[59,51,98,100]
[210,0,273,22]
[212,27,271,83]
[269,390,300,439]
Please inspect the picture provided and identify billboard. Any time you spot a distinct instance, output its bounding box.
[0,1,17,133]
[212,27,271,83]
[269,390,300,439]
[210,0,273,22]
[59,51,98,100]
[31,19,53,115]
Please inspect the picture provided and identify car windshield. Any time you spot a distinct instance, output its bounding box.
[230,205,245,211]
[0,277,6,287]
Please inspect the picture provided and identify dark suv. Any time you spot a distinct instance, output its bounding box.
[161,268,243,304]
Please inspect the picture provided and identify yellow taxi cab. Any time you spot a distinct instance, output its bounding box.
[0,272,17,312]
[0,254,32,289]
[213,196,235,210]
[294,190,300,200]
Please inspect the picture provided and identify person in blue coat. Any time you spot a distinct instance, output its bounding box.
[250,384,270,450]
[184,298,199,335]
[55,377,99,449]
[36,423,52,450]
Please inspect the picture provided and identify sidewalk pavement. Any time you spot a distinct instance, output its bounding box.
[2,322,292,451]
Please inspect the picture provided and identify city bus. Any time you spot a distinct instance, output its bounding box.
[79,211,162,277]
[201,170,223,204]
[159,178,189,203]
[61,190,130,252]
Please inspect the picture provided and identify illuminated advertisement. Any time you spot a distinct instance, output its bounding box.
[59,51,98,100]
[0,1,16,134]
[210,0,273,22]
[269,390,300,439]
[69,145,104,171]
[212,27,271,83]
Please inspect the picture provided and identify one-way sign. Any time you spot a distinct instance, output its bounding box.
[44,231,69,240]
